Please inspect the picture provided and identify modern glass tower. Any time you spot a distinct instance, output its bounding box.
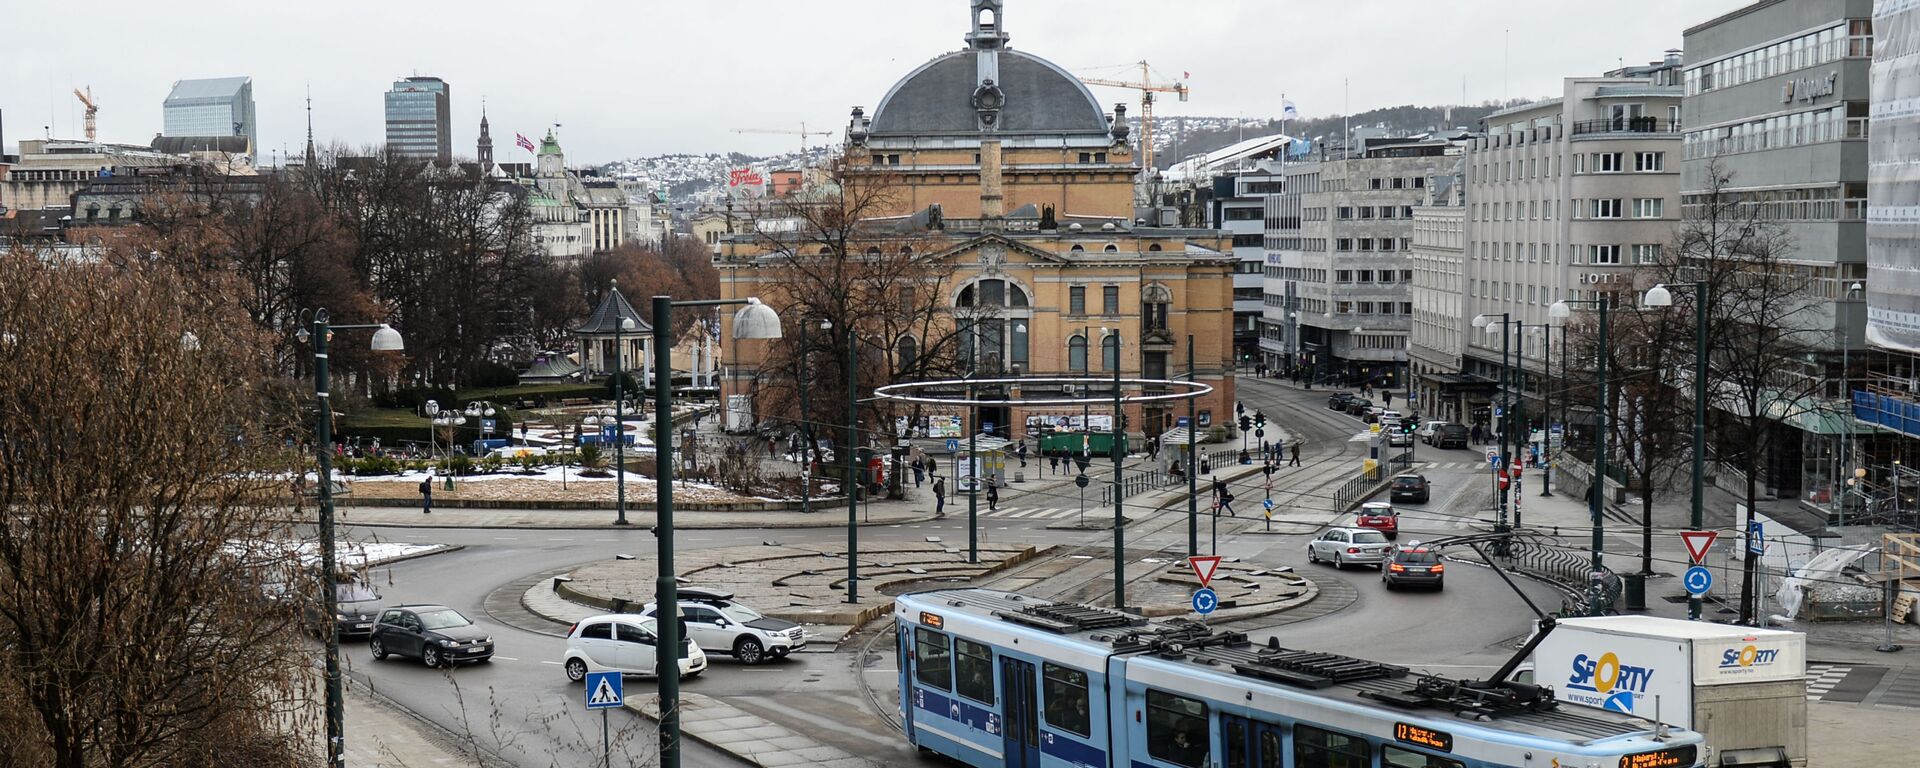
[384,76,451,165]
[162,77,256,151]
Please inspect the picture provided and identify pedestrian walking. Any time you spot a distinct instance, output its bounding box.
[418,475,433,514]
[986,483,999,512]
[932,476,946,517]
[1212,476,1237,517]
[1017,441,1028,468]
[1383,391,1393,407]
[911,457,925,487]
[1049,453,1061,474]
[1288,441,1302,467]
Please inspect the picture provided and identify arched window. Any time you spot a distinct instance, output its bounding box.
[897,335,918,369]
[1102,334,1120,371]
[1070,244,1085,253]
[1103,243,1119,253]
[1068,335,1088,373]
[817,246,833,255]
[1143,284,1173,331]
[865,246,882,256]
[1147,243,1163,252]
[900,245,914,256]
[958,279,1028,308]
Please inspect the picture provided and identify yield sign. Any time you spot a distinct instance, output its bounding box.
[1189,555,1223,589]
[1680,530,1718,564]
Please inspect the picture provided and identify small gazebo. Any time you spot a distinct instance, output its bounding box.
[574,284,653,385]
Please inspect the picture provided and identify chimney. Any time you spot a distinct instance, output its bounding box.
[1665,49,1682,67]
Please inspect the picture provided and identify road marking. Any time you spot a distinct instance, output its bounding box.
[594,538,617,542]
[546,538,575,541]
[492,656,519,661]
[493,537,518,541]
[540,660,562,665]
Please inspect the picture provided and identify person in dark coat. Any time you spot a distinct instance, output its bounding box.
[986,483,999,511]
[932,476,946,517]
[419,475,433,514]
[1288,441,1302,467]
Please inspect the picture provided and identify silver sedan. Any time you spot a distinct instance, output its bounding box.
[1306,527,1394,569]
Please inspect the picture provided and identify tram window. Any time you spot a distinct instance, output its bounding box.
[1225,720,1247,768]
[1145,689,1209,768]
[954,638,994,704]
[1041,663,1090,737]
[1295,723,1370,768]
[913,628,951,691]
[1383,745,1466,768]
[1260,731,1281,768]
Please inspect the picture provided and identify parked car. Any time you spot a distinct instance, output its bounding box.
[369,605,494,667]
[1328,393,1356,411]
[1434,424,1471,449]
[1354,501,1401,539]
[1306,527,1393,569]
[1345,399,1373,417]
[1389,474,1431,504]
[562,614,708,682]
[1382,543,1446,590]
[641,588,806,665]
[1416,421,1451,445]
[1387,429,1414,447]
[1377,410,1404,424]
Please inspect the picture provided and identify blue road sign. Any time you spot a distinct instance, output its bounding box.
[1494,406,1504,417]
[1191,588,1218,615]
[584,671,624,710]
[1747,521,1766,555]
[1177,417,1190,428]
[983,422,995,435]
[945,438,960,452]
[481,418,496,432]
[1262,498,1275,510]
[1684,565,1713,596]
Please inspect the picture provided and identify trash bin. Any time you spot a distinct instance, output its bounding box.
[1623,573,1647,611]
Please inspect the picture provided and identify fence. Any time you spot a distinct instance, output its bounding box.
[1492,536,1622,617]
[1100,470,1166,505]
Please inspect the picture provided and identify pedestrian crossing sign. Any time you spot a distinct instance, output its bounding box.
[584,671,624,710]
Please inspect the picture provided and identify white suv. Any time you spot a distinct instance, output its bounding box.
[561,614,707,682]
[642,588,806,665]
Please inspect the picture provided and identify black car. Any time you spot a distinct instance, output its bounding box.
[1345,399,1373,417]
[1327,393,1355,411]
[1382,545,1445,590]
[321,579,384,640]
[369,605,495,667]
[1434,424,1470,449]
[1389,474,1431,503]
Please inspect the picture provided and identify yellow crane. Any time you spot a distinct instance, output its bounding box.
[73,86,98,142]
[732,123,836,156]
[1078,61,1189,175]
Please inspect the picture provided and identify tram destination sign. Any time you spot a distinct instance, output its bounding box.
[1393,722,1452,753]
[1619,745,1697,768]
[919,611,944,629]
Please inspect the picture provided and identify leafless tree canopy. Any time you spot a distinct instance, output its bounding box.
[0,250,318,767]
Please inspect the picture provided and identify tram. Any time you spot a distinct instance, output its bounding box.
[896,588,1704,768]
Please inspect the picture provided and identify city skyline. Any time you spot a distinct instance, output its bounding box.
[3,0,1746,164]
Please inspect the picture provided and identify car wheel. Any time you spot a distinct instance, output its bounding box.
[735,637,766,665]
[565,658,588,682]
[423,645,443,669]
[1435,582,1445,592]
[1307,547,1319,564]
[1383,579,1395,590]
[369,636,388,661]
[1333,552,1345,570]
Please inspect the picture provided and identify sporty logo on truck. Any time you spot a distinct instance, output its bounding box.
[1566,652,1654,713]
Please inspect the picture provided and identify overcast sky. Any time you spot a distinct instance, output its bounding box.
[5,0,1749,164]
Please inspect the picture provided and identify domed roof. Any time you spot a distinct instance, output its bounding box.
[868,48,1110,137]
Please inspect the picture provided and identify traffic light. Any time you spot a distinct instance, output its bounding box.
[1254,410,1267,428]
[1238,415,1253,432]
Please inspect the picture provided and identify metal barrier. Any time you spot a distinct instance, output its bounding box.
[1331,464,1386,512]
[1496,536,1621,617]
[1100,470,1166,505]
[1205,447,1251,471]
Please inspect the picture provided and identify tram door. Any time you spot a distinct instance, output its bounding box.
[896,626,914,737]
[1221,714,1286,768]
[999,657,1040,768]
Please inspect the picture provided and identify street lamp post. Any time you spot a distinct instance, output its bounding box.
[846,325,860,603]
[1551,298,1611,614]
[612,316,636,526]
[1645,282,1711,620]
[1107,328,1127,610]
[1528,325,1554,498]
[798,319,815,516]
[1187,334,1198,559]
[297,310,404,768]
[1473,313,1514,534]
[651,296,782,768]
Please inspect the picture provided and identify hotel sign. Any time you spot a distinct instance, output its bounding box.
[1782,71,1838,104]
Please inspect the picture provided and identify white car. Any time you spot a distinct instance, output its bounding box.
[1417,421,1451,445]
[562,614,707,682]
[1306,527,1394,569]
[642,588,806,665]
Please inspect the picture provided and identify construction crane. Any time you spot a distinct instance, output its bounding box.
[1078,61,1189,175]
[73,86,98,142]
[732,123,836,156]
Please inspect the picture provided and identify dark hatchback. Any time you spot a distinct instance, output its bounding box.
[1433,424,1470,449]
[1328,393,1356,411]
[369,605,495,667]
[1382,546,1445,590]
[324,580,384,639]
[1389,474,1431,504]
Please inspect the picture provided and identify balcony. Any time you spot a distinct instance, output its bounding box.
[1569,118,1682,137]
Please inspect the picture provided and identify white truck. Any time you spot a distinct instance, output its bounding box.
[1525,616,1806,768]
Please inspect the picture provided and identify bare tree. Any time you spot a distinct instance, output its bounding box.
[0,249,317,767]
[1680,160,1827,623]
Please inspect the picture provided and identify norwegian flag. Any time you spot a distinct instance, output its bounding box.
[515,133,536,153]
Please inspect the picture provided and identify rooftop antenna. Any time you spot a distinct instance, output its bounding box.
[1503,29,1511,103]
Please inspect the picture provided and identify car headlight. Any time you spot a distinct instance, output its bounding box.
[438,639,457,647]
[483,636,492,644]
[336,613,353,621]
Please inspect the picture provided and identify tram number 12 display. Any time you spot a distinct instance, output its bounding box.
[1619,746,1697,768]
[1393,722,1452,753]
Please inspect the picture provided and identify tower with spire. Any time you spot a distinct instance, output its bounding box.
[477,101,494,169]
[303,88,317,169]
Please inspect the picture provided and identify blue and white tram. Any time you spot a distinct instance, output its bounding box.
[898,589,1706,768]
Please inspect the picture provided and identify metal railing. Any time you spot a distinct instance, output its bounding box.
[1100,470,1166,505]
[1332,464,1387,512]
[1569,118,1682,136]
[1495,535,1621,617]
